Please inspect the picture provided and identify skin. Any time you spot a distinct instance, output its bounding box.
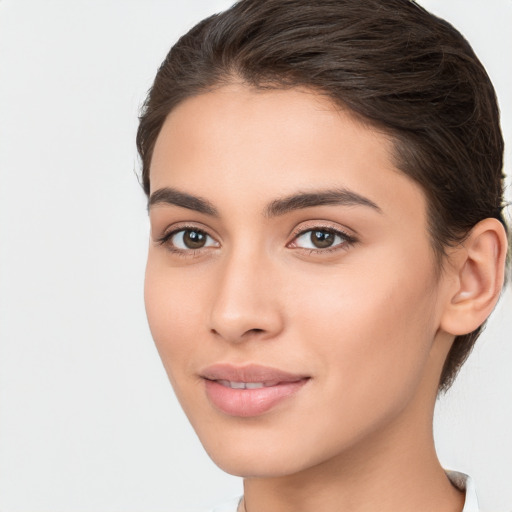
[144,83,505,512]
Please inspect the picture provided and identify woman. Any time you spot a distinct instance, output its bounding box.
[137,0,509,510]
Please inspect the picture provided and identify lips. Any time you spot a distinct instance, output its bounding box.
[200,364,310,417]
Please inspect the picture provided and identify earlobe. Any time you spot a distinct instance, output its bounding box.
[440,218,508,336]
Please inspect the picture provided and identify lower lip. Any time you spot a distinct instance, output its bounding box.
[204,379,309,417]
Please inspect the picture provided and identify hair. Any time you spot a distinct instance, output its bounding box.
[137,0,509,392]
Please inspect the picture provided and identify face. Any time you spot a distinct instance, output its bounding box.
[145,84,451,477]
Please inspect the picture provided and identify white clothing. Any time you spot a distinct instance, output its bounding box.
[210,471,479,512]
[446,471,479,512]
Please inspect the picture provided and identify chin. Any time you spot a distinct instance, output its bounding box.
[206,447,312,478]
[194,420,339,479]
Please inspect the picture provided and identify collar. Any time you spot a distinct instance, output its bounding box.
[446,470,480,512]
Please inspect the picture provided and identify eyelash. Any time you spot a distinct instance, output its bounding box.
[156,225,217,258]
[156,224,357,258]
[289,225,357,254]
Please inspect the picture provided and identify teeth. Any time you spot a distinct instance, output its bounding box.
[217,380,272,389]
[245,382,264,389]
[230,381,247,389]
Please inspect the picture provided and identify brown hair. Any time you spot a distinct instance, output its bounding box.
[137,0,509,391]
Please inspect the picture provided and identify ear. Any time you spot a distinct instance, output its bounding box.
[440,218,508,336]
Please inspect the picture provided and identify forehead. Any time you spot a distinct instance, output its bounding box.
[150,84,427,226]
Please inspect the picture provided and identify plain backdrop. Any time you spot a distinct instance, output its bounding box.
[0,1,511,511]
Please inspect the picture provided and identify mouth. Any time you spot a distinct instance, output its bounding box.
[200,363,309,383]
[200,364,310,417]
[215,380,281,389]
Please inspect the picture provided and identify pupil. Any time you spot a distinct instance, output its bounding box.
[311,230,334,248]
[184,230,206,249]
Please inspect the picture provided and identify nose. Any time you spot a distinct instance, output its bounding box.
[208,248,284,343]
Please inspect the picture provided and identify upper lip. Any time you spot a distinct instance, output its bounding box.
[200,363,309,384]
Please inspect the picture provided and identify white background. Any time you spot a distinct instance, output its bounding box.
[0,1,511,511]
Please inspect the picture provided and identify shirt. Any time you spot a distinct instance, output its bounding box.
[209,471,479,512]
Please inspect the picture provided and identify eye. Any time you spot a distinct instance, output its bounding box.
[158,227,219,252]
[289,227,356,252]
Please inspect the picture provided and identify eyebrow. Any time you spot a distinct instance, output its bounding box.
[148,186,381,217]
[148,187,219,216]
[264,188,381,217]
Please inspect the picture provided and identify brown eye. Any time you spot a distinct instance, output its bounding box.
[291,227,354,252]
[166,228,219,251]
[182,230,207,249]
[310,230,335,248]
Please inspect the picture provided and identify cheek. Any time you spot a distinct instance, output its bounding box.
[290,256,438,408]
[144,257,205,378]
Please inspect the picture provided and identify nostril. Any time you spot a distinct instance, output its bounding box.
[210,326,266,338]
[242,328,266,337]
